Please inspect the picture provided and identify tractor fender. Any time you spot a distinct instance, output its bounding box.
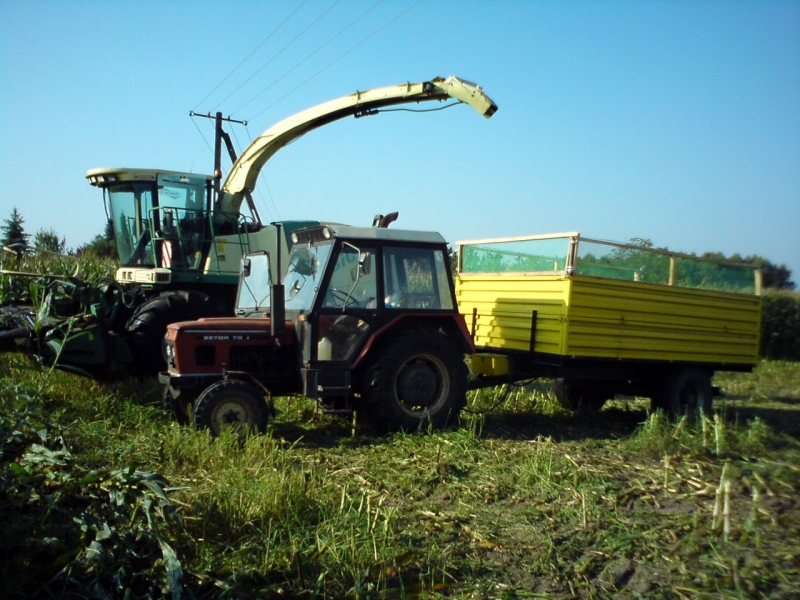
[351,313,473,370]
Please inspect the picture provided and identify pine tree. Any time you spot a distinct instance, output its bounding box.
[1,207,30,249]
[103,218,116,241]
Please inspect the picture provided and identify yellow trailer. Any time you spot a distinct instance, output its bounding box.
[456,232,762,416]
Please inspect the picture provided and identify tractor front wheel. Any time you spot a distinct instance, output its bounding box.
[193,379,269,437]
[162,386,197,425]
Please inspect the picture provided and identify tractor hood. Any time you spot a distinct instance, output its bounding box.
[218,75,498,214]
[167,316,294,338]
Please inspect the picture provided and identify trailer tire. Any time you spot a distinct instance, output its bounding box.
[553,379,607,413]
[658,368,713,421]
[125,290,225,376]
[193,379,268,437]
[162,386,196,425]
[360,329,467,433]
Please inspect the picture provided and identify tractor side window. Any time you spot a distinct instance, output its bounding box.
[383,247,453,310]
[236,252,271,315]
[322,244,377,310]
[107,182,155,266]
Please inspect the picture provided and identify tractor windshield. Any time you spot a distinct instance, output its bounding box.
[283,242,333,312]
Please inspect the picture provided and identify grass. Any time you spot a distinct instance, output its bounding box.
[1,355,799,599]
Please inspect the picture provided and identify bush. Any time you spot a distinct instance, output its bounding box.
[761,291,800,361]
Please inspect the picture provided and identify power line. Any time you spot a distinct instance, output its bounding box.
[247,0,424,122]
[193,0,309,112]
[190,115,214,156]
[262,181,282,222]
[232,0,385,115]
[213,0,342,112]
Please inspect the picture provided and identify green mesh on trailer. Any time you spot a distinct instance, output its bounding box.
[576,240,758,293]
[461,238,570,273]
[674,257,756,294]
[576,240,671,284]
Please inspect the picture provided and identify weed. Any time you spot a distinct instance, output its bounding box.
[1,354,799,598]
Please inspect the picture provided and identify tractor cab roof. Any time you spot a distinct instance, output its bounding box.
[291,224,446,246]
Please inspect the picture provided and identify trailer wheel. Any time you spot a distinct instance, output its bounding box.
[162,386,196,425]
[553,379,607,413]
[360,329,467,433]
[193,380,268,437]
[125,290,225,376]
[659,368,713,420]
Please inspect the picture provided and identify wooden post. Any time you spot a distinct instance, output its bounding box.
[669,256,677,286]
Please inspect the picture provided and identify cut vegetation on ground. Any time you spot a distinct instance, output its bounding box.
[1,355,799,599]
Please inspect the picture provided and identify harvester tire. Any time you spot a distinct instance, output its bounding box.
[193,379,268,437]
[360,328,467,433]
[125,290,225,376]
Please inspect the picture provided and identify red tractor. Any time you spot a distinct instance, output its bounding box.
[160,220,473,434]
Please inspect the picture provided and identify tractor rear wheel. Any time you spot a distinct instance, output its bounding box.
[360,329,467,433]
[125,290,225,376]
[193,379,269,437]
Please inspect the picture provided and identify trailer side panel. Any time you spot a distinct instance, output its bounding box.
[456,273,761,366]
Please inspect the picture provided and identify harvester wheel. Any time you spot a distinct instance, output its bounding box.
[360,329,467,433]
[125,290,225,376]
[193,379,268,437]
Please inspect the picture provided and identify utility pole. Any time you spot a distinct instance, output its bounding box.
[189,111,248,205]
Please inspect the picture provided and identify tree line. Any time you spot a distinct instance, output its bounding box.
[1,206,116,260]
[2,206,796,290]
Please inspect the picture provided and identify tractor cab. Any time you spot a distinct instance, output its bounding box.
[241,223,462,370]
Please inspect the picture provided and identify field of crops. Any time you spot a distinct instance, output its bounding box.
[1,351,798,599]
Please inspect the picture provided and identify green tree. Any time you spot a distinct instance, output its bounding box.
[103,218,116,242]
[700,252,795,290]
[33,228,67,254]
[1,207,30,249]
[76,222,118,260]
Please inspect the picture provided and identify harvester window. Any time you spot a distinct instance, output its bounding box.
[154,174,212,271]
[107,182,155,266]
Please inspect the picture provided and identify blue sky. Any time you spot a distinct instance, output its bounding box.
[1,0,799,281]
